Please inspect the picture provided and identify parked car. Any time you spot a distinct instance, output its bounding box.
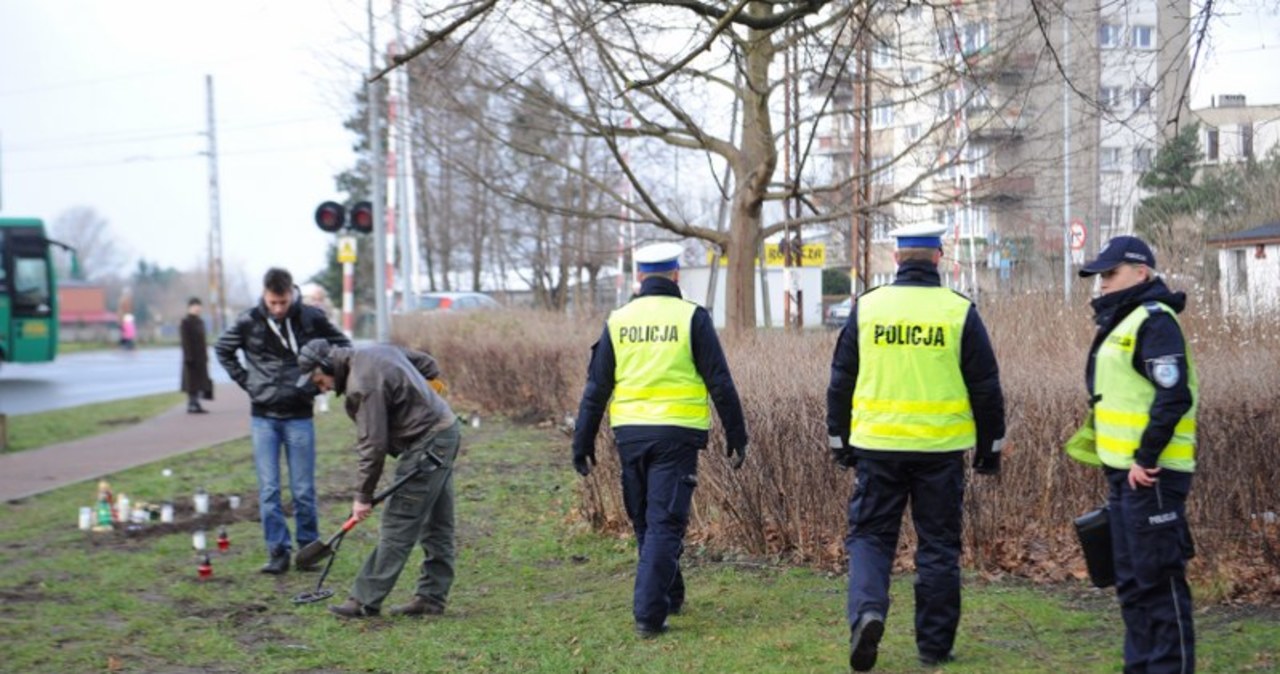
[825,297,853,328]
[416,291,500,312]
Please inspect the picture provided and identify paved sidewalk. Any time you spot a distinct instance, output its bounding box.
[0,383,253,503]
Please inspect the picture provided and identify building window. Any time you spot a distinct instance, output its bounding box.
[1100,146,1122,172]
[1207,128,1219,160]
[1099,23,1123,49]
[937,89,959,114]
[870,212,893,242]
[1100,203,1120,238]
[963,22,990,54]
[937,208,958,234]
[937,28,958,57]
[1099,86,1124,111]
[904,67,924,85]
[1131,25,1154,50]
[966,87,992,113]
[1132,85,1153,111]
[873,41,894,68]
[872,100,895,128]
[906,5,923,20]
[1242,123,1254,159]
[965,206,990,239]
[1134,147,1154,171]
[871,155,894,185]
[965,144,988,176]
[905,123,923,142]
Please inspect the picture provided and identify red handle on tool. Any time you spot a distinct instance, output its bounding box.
[340,516,360,532]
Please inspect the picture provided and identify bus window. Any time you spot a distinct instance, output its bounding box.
[0,229,7,291]
[14,255,51,315]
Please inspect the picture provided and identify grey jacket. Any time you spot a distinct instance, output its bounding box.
[331,345,456,502]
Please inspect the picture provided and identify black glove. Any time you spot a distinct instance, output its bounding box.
[973,439,1003,476]
[829,435,856,469]
[727,443,747,470]
[573,447,596,477]
[831,447,857,469]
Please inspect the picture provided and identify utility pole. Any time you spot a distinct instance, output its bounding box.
[368,0,389,342]
[204,75,227,334]
[394,0,417,305]
[1061,4,1073,304]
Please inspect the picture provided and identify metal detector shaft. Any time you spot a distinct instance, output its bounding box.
[295,448,445,568]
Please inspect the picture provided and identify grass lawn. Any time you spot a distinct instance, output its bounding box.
[0,412,1276,673]
[3,392,186,453]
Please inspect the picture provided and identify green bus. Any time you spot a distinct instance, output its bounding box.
[0,217,63,364]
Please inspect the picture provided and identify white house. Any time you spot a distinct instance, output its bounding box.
[1208,222,1280,316]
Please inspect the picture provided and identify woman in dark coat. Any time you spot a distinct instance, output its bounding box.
[180,297,213,413]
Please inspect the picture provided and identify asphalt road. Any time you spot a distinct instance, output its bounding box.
[0,347,234,415]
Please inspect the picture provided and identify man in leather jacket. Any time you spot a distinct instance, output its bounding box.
[216,267,350,574]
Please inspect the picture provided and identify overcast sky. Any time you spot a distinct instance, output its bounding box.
[1,1,1278,290]
[0,0,376,289]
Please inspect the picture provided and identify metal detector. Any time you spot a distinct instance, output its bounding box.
[291,448,444,605]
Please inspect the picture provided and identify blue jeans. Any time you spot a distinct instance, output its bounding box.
[251,416,318,555]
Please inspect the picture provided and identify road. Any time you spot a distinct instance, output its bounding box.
[0,347,233,415]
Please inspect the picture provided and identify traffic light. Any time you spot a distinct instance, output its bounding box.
[349,201,374,234]
[314,201,346,233]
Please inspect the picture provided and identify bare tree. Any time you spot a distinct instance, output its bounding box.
[50,206,128,280]
[384,0,1216,324]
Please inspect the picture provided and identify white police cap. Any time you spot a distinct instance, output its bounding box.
[888,223,948,248]
[635,242,684,273]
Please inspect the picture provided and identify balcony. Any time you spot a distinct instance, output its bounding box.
[964,49,1038,83]
[969,174,1035,202]
[967,108,1032,140]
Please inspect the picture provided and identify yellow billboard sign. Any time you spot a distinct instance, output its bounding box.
[707,243,826,267]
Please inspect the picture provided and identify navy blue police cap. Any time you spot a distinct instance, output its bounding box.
[1079,235,1157,277]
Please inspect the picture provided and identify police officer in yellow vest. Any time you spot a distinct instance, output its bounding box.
[827,224,1005,672]
[572,241,748,639]
[1073,235,1197,674]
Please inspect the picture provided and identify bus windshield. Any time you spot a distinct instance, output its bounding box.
[0,229,7,292]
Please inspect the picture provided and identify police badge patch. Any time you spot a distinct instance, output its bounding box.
[1150,356,1180,388]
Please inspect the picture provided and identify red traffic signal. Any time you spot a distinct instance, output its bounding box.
[314,201,346,233]
[350,201,374,234]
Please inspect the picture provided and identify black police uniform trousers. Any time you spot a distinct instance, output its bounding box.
[618,437,698,627]
[846,452,965,660]
[1105,467,1195,674]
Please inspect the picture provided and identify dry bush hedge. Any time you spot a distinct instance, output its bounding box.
[395,296,1280,602]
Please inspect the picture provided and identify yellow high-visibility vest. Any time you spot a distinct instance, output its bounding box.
[607,295,710,430]
[1093,302,1198,472]
[849,285,976,451]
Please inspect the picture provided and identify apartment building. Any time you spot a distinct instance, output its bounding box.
[814,0,1190,291]
[1192,94,1280,167]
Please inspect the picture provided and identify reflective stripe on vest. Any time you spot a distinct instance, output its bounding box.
[1093,302,1198,472]
[607,295,710,430]
[849,285,976,451]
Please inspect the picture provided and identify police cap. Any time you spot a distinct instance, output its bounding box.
[1079,235,1157,277]
[634,242,685,273]
[889,223,948,249]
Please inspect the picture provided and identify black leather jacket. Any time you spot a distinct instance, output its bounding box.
[215,292,351,419]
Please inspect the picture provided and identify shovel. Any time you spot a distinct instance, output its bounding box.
[295,449,444,570]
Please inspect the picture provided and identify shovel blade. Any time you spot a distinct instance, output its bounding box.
[295,539,332,568]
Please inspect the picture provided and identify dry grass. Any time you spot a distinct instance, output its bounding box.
[394,296,1280,603]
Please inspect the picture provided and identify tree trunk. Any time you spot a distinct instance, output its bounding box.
[724,17,777,333]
